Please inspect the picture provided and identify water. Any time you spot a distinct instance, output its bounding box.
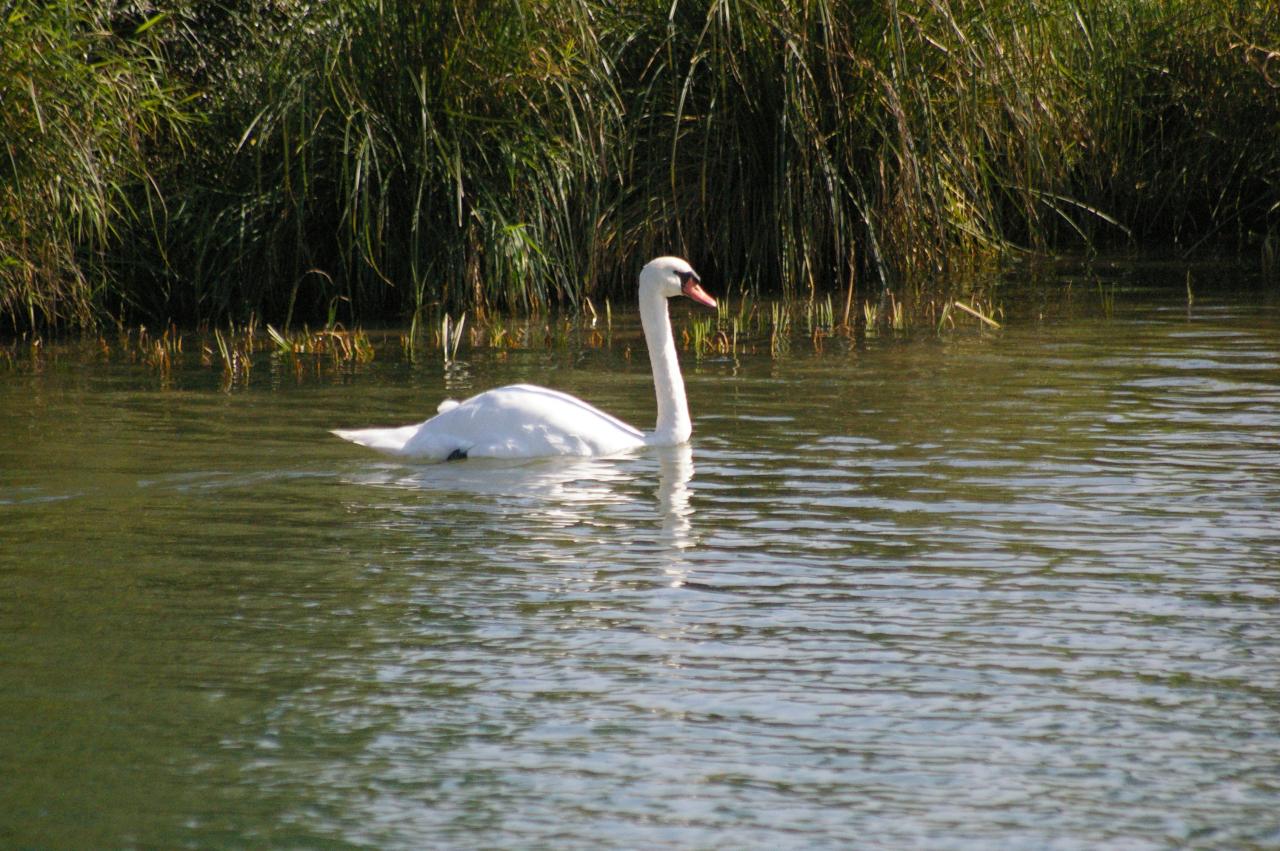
[3,271,1279,848]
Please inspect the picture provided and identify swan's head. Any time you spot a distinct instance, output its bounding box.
[640,256,716,309]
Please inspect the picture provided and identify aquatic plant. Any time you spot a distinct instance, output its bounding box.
[953,301,1002,330]
[0,3,191,330]
[266,323,375,364]
[140,0,629,325]
[139,324,183,377]
[1096,283,1118,320]
[3,0,1278,334]
[438,313,467,365]
[211,327,251,387]
[769,302,793,357]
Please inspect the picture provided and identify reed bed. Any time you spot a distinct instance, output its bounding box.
[0,3,190,330]
[0,290,1009,387]
[3,0,1277,335]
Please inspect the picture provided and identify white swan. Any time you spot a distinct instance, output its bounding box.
[333,256,716,460]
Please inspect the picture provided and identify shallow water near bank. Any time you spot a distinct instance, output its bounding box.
[3,271,1279,848]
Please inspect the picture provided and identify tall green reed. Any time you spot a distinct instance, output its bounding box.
[5,0,1278,334]
[0,2,190,330]
[138,0,631,325]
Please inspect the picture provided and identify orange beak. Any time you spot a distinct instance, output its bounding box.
[681,274,716,308]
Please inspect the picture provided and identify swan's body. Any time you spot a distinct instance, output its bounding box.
[333,256,715,460]
[340,384,645,458]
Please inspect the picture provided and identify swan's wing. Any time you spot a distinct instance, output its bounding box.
[496,384,645,441]
[400,384,643,459]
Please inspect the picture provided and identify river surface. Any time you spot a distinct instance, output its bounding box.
[2,266,1279,848]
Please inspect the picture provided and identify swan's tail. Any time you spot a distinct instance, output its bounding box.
[331,425,420,455]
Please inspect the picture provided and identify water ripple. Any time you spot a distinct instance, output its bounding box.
[2,297,1279,848]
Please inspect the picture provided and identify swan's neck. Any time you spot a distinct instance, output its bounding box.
[640,289,690,446]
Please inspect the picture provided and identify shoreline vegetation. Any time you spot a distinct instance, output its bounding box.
[3,1,1278,338]
[0,288,1003,386]
[0,257,1234,384]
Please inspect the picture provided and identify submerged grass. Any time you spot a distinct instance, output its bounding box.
[4,0,1278,335]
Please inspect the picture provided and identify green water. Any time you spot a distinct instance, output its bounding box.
[3,269,1279,848]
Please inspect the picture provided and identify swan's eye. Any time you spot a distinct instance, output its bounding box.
[675,269,700,284]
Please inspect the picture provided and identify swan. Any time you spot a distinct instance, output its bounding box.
[332,256,716,460]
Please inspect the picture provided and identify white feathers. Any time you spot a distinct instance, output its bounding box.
[333,257,713,461]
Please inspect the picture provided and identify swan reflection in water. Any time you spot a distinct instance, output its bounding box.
[655,444,695,587]
[342,444,697,584]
